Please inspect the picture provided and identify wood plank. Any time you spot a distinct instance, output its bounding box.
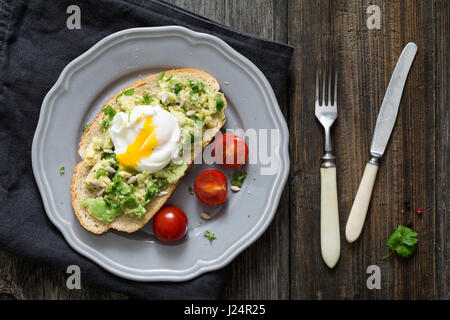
[288,0,444,299]
[434,0,449,300]
[169,0,290,301]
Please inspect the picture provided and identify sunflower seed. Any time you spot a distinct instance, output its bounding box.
[180,98,187,107]
[230,186,241,192]
[200,212,212,220]
[127,176,137,184]
[90,181,100,188]
[105,166,116,174]
[161,92,169,103]
[103,149,114,154]
[158,191,168,196]
[96,188,105,197]
[186,110,196,116]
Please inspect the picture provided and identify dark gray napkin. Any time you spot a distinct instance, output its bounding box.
[0,0,293,299]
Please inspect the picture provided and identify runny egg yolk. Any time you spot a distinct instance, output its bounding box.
[116,117,158,169]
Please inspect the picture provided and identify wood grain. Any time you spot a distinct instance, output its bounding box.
[288,0,448,299]
[0,0,447,300]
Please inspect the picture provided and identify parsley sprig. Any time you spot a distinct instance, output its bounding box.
[231,171,247,188]
[204,230,216,241]
[383,225,418,259]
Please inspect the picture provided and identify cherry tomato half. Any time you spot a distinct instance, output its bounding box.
[213,133,249,168]
[153,205,188,243]
[194,170,227,206]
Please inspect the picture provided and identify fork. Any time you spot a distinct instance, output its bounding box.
[315,69,340,268]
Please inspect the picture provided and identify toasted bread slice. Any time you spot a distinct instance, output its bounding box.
[71,69,226,234]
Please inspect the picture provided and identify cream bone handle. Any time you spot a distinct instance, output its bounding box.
[320,166,340,268]
[345,162,379,243]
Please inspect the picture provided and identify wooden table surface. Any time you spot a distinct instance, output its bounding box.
[0,0,448,300]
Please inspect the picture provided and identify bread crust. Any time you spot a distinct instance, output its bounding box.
[71,69,226,234]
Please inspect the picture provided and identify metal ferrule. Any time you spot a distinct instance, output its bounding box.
[321,127,336,168]
[321,152,336,168]
[368,154,381,166]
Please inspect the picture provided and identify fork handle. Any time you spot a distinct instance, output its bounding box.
[345,162,379,243]
[320,166,340,268]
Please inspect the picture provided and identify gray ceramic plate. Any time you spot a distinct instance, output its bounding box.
[32,26,289,281]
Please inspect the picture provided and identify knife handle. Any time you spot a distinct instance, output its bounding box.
[320,166,340,268]
[345,162,379,243]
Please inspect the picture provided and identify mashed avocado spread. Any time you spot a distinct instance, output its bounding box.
[81,72,225,223]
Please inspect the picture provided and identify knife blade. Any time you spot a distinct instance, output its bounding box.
[345,42,417,243]
[370,42,418,159]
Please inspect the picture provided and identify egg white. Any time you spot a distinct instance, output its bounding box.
[109,104,181,173]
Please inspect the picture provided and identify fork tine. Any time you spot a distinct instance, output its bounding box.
[328,69,332,106]
[315,71,319,104]
[334,70,338,106]
[322,71,326,106]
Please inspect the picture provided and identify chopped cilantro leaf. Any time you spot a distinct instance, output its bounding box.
[59,167,65,175]
[102,105,116,118]
[231,171,247,188]
[143,93,153,104]
[96,168,107,179]
[124,88,134,96]
[81,123,90,133]
[172,83,183,95]
[204,230,216,241]
[188,80,205,93]
[100,120,111,129]
[158,72,165,80]
[216,94,225,113]
[188,186,194,195]
[383,225,419,259]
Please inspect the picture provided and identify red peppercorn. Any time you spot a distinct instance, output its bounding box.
[401,209,405,214]
[425,273,430,278]
[417,208,423,215]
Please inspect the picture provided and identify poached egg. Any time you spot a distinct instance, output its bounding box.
[109,104,181,173]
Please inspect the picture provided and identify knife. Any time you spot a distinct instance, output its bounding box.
[345,42,417,243]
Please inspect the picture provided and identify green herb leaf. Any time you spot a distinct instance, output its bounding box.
[216,94,225,113]
[204,230,216,241]
[96,168,107,179]
[102,105,116,118]
[231,171,247,188]
[81,123,90,133]
[188,186,194,195]
[188,80,205,93]
[172,83,183,95]
[100,120,111,129]
[143,179,167,204]
[143,93,153,104]
[124,88,135,96]
[165,74,173,81]
[103,153,116,161]
[158,72,165,80]
[383,225,419,259]
[59,167,65,175]
[189,91,198,101]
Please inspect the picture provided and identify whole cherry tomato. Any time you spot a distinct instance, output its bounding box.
[194,170,227,205]
[213,133,249,168]
[153,205,188,242]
